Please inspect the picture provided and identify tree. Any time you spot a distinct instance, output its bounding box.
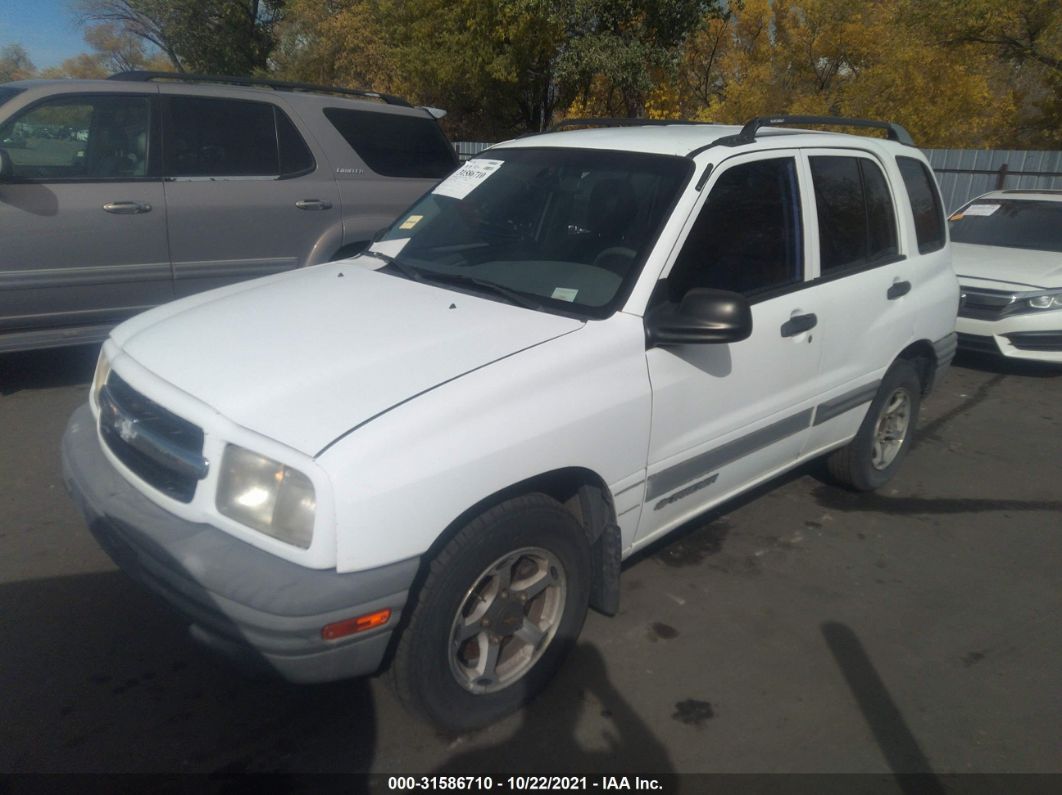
[0,44,36,82]
[40,23,174,78]
[77,0,286,74]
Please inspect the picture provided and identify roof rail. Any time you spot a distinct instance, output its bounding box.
[549,117,714,132]
[108,71,412,107]
[717,115,915,147]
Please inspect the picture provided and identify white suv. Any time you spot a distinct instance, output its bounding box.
[62,115,958,731]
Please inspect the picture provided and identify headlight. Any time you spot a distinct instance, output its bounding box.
[1027,291,1062,310]
[216,445,316,548]
[91,348,112,411]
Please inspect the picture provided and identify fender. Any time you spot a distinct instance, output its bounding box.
[317,314,652,575]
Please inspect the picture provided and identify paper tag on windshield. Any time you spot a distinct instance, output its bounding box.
[963,204,1000,217]
[399,214,423,230]
[369,238,410,259]
[433,159,504,200]
[551,287,579,302]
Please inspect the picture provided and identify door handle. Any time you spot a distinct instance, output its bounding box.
[103,201,151,214]
[295,199,333,211]
[887,280,912,300]
[780,313,817,337]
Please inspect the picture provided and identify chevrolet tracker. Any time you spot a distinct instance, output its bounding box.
[62,116,958,731]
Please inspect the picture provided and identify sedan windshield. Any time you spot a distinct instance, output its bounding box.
[950,199,1062,253]
[371,147,692,318]
[0,87,23,111]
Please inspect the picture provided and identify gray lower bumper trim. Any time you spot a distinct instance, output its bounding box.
[61,403,418,683]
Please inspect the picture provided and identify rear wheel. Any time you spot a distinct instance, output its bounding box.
[827,359,922,491]
[392,494,591,731]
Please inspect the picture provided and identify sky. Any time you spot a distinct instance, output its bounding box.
[0,0,90,70]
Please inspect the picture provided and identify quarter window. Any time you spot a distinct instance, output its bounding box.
[166,97,314,178]
[810,156,899,275]
[668,157,804,300]
[324,107,457,179]
[0,94,152,180]
[896,157,946,253]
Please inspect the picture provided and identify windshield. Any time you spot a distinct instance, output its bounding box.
[950,198,1062,253]
[371,147,692,318]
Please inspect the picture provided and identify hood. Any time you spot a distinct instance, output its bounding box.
[952,242,1062,290]
[116,260,583,455]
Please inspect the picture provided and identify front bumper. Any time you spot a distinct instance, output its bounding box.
[61,403,419,683]
[956,311,1062,364]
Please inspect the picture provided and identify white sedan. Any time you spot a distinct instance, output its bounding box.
[952,190,1062,363]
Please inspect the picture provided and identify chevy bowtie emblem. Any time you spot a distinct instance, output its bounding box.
[116,415,139,443]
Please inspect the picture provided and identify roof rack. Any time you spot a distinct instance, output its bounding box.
[716,115,915,147]
[108,71,412,107]
[549,117,714,132]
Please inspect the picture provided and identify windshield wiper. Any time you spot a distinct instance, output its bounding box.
[422,272,542,311]
[362,250,540,310]
[360,249,425,283]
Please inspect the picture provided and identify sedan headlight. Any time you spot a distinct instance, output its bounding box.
[216,445,316,548]
[1027,290,1062,310]
[91,348,112,411]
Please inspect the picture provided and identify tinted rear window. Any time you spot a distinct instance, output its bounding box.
[0,87,23,109]
[897,157,946,253]
[166,97,314,178]
[950,199,1062,253]
[810,155,899,274]
[324,107,457,179]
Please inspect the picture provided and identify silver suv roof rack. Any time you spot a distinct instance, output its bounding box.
[108,70,412,107]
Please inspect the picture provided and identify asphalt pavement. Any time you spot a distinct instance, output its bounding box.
[1,345,1059,781]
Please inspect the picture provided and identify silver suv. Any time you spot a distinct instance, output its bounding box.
[0,71,458,353]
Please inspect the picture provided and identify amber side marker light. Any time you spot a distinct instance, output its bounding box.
[322,609,392,641]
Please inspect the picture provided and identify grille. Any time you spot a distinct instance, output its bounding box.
[956,333,1001,355]
[98,373,207,503]
[958,287,1017,320]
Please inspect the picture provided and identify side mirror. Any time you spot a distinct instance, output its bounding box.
[646,288,753,346]
[0,148,12,181]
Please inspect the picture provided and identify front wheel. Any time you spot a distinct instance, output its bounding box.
[392,494,591,731]
[826,359,922,491]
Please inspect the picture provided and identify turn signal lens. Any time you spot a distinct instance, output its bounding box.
[321,609,392,641]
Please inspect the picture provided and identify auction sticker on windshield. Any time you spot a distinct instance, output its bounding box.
[434,159,504,200]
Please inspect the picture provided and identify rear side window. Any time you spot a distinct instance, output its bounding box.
[324,107,457,178]
[897,157,946,253]
[166,97,315,178]
[811,156,899,275]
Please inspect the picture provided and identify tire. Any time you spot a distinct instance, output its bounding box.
[392,494,591,732]
[826,359,922,492]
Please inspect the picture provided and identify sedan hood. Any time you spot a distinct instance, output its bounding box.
[952,242,1062,290]
[115,260,583,455]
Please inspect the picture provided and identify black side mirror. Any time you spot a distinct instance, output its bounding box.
[646,288,753,346]
[0,148,12,181]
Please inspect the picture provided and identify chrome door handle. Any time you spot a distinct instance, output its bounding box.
[103,201,152,214]
[295,199,333,211]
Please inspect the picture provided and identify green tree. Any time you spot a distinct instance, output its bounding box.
[40,23,174,78]
[0,44,36,82]
[77,0,285,74]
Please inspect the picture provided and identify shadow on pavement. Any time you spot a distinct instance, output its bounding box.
[0,570,377,775]
[821,622,944,794]
[434,643,674,775]
[953,350,1061,379]
[0,345,101,395]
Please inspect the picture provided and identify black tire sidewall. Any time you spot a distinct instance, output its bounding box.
[398,497,591,731]
[849,361,922,491]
